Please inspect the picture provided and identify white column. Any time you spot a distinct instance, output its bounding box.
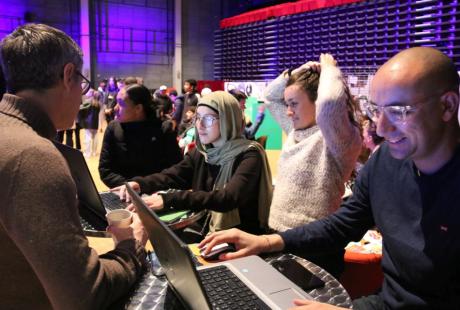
[172,0,182,92]
[80,0,91,80]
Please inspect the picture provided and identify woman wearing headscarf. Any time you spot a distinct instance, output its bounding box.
[119,91,273,235]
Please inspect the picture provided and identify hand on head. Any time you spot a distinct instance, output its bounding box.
[292,61,321,76]
[319,53,337,68]
[291,53,336,77]
[198,228,268,261]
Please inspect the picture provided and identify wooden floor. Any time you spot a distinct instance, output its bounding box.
[79,129,281,192]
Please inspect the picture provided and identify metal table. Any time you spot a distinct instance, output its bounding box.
[124,253,352,309]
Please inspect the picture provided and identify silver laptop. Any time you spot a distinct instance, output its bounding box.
[126,183,313,310]
[53,141,125,231]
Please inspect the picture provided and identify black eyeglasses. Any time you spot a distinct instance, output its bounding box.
[76,70,91,95]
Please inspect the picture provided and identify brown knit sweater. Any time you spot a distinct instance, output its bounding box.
[0,94,147,309]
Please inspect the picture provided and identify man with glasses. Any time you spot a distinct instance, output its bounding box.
[0,24,147,309]
[200,47,460,309]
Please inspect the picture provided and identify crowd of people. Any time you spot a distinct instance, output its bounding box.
[1,23,459,309]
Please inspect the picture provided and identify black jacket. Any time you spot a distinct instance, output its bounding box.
[132,148,263,234]
[99,119,183,188]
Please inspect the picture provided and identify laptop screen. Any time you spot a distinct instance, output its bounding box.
[126,183,211,310]
[53,141,108,228]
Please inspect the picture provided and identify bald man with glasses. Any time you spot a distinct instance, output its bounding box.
[200,47,460,309]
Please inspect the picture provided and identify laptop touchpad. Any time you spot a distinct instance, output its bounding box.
[269,288,309,308]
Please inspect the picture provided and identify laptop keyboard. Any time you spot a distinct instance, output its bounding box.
[100,192,125,211]
[198,265,270,310]
[80,216,96,231]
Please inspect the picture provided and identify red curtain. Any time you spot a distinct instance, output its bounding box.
[220,0,363,29]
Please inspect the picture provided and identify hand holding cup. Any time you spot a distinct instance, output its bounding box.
[106,209,133,244]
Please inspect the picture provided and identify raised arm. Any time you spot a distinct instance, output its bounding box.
[315,54,361,160]
[244,106,266,140]
[263,73,292,133]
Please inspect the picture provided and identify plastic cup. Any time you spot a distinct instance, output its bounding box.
[106,209,133,228]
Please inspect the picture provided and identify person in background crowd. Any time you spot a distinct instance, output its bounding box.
[178,106,197,154]
[136,76,144,85]
[155,93,175,133]
[356,115,385,168]
[117,91,273,236]
[263,54,362,277]
[172,91,184,128]
[123,76,138,87]
[177,104,196,136]
[97,79,108,132]
[116,78,124,90]
[183,78,200,111]
[79,88,101,157]
[104,76,118,123]
[168,89,178,102]
[229,89,266,140]
[156,85,168,97]
[55,119,81,150]
[0,23,147,309]
[362,115,384,154]
[173,78,200,127]
[55,127,73,146]
[200,47,460,310]
[347,114,385,195]
[201,87,212,97]
[99,84,182,188]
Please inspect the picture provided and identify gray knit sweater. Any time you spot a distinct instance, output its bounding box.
[265,65,362,232]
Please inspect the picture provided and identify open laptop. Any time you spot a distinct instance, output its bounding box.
[126,183,314,310]
[54,142,192,233]
[53,141,126,231]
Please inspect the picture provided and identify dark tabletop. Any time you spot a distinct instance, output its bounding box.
[123,252,352,309]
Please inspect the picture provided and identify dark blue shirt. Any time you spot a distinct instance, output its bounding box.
[280,143,460,309]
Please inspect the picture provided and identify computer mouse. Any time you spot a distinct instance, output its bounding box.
[200,243,236,260]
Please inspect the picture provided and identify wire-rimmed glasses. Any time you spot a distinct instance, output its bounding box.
[194,114,220,128]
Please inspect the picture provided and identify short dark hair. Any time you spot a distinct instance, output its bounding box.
[0,23,83,93]
[228,89,247,102]
[185,79,197,89]
[154,94,173,115]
